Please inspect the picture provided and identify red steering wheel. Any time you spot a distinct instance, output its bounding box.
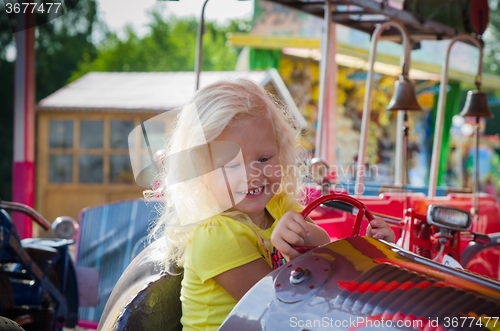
[292,193,375,254]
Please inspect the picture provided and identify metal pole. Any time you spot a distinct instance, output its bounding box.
[326,23,338,176]
[355,21,411,196]
[474,116,480,217]
[315,0,332,162]
[427,34,483,198]
[12,13,36,239]
[394,109,405,185]
[195,0,210,91]
[402,111,409,210]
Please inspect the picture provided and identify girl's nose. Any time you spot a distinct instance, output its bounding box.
[245,161,262,182]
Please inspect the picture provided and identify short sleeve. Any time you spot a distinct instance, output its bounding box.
[189,217,262,283]
[289,200,304,213]
[266,195,303,220]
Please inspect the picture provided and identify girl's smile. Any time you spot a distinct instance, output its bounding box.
[210,114,281,225]
[236,184,266,198]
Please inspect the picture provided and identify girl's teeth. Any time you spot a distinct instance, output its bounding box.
[241,186,264,195]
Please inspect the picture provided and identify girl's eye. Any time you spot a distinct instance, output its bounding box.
[225,163,240,169]
[258,157,269,163]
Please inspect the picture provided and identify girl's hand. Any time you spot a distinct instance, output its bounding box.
[366,218,395,243]
[271,211,310,261]
[271,211,330,261]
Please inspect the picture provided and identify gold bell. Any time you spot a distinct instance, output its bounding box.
[387,76,422,111]
[459,90,494,118]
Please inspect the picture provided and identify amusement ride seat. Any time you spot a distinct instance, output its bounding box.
[97,238,183,331]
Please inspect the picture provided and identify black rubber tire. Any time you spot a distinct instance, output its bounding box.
[0,317,25,331]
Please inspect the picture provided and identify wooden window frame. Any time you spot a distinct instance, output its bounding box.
[41,113,160,187]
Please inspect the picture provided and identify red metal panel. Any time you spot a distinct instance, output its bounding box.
[12,14,36,239]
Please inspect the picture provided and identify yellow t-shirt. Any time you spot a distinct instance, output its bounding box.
[180,195,302,331]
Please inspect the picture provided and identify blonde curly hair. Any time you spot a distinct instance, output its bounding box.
[147,78,304,270]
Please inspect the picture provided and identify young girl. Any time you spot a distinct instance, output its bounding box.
[150,78,394,331]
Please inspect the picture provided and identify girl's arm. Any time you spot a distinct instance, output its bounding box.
[214,213,330,299]
[271,211,330,260]
[213,214,333,301]
[213,258,272,301]
[271,213,396,260]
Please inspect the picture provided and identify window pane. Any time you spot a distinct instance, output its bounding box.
[49,154,73,183]
[110,155,134,184]
[49,120,73,148]
[79,155,103,183]
[141,120,166,149]
[80,120,103,149]
[110,120,134,149]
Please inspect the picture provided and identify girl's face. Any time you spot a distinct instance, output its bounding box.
[208,114,281,222]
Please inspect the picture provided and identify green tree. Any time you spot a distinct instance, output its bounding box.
[485,0,500,75]
[35,0,105,100]
[0,0,104,201]
[71,12,250,80]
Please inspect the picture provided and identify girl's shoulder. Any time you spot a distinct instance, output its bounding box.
[197,214,248,228]
[191,215,255,242]
[186,215,264,283]
[187,216,262,271]
[266,194,303,218]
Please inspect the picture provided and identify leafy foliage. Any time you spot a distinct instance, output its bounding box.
[0,0,103,200]
[0,3,249,200]
[485,0,500,75]
[35,0,103,100]
[71,12,249,81]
